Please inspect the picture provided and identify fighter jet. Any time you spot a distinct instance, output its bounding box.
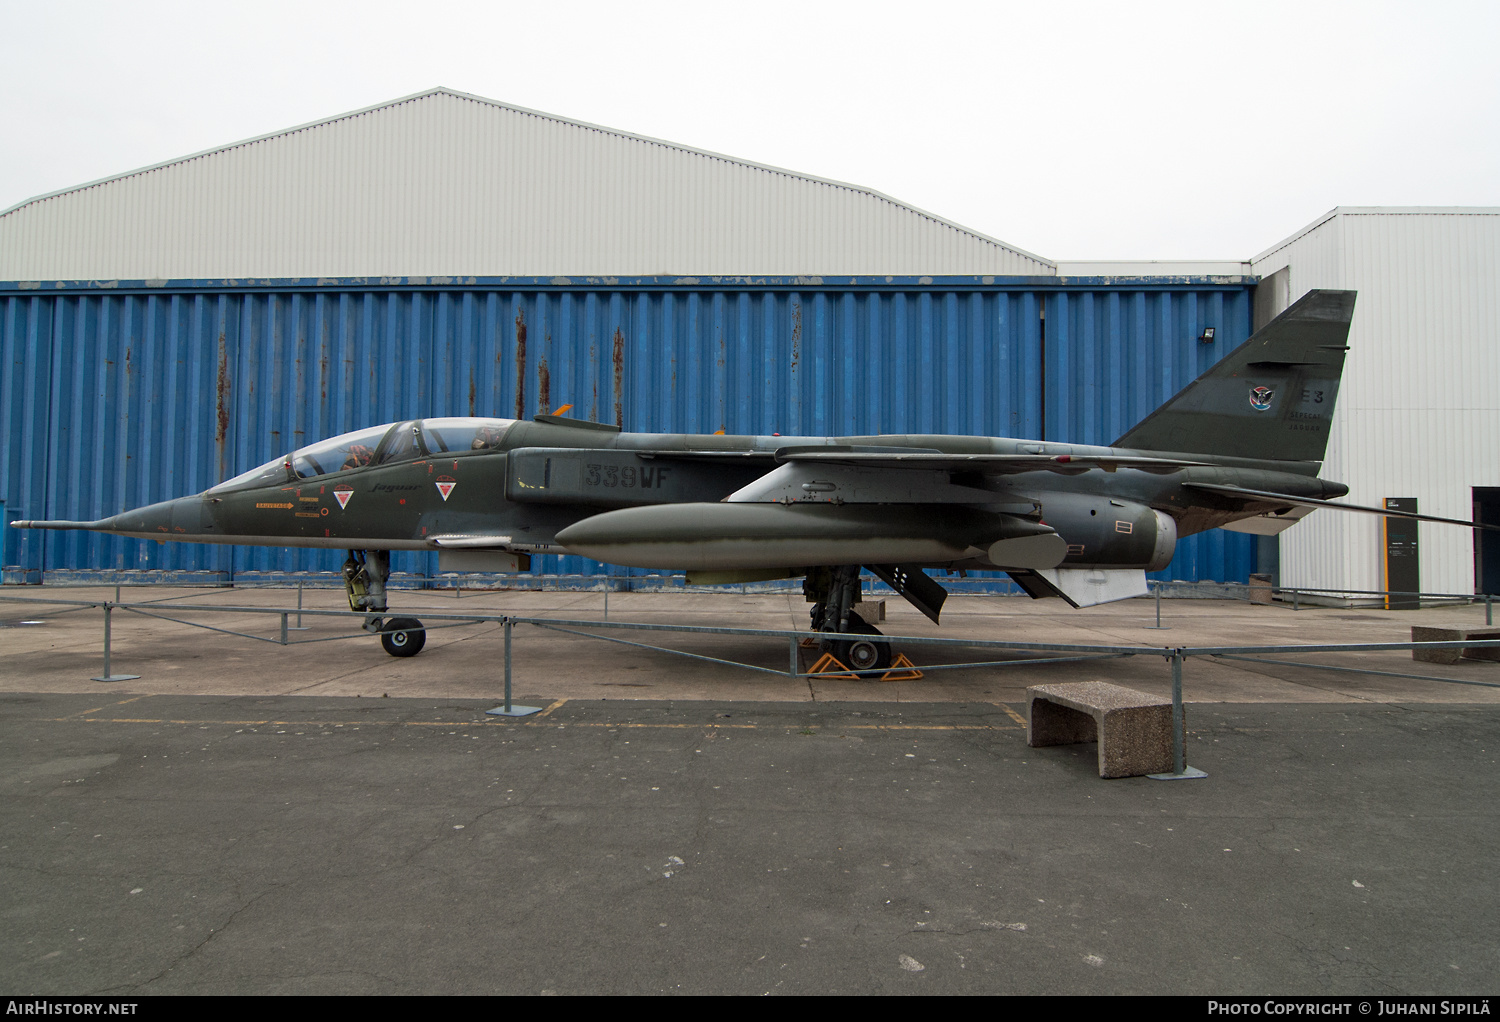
[12,290,1487,665]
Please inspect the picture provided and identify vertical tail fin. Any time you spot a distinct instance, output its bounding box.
[1113,289,1355,463]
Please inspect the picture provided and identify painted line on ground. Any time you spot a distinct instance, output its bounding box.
[997,703,1027,725]
[38,716,1021,732]
[65,695,149,718]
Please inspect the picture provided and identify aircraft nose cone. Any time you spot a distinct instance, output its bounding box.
[99,497,217,538]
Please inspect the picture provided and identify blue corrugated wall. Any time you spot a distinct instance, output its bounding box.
[0,276,1255,584]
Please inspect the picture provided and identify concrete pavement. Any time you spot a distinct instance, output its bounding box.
[2,586,1498,995]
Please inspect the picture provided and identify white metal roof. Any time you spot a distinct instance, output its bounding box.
[1252,206,1500,265]
[0,87,1055,280]
[1054,259,1253,278]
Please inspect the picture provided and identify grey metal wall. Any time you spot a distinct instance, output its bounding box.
[1251,208,1500,597]
[0,275,1255,584]
[0,89,1053,280]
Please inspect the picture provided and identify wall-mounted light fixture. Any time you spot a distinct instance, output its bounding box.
[1198,327,1216,343]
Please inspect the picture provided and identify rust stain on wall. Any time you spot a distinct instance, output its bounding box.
[468,369,476,417]
[538,357,551,414]
[215,332,230,481]
[790,301,801,368]
[514,309,528,420]
[612,326,626,428]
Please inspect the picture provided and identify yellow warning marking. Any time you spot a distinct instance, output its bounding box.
[536,699,568,718]
[998,703,1027,726]
[68,695,148,718]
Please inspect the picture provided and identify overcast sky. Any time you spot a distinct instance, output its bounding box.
[2,0,1496,261]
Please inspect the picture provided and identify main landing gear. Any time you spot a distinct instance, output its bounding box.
[804,565,891,674]
[343,550,426,658]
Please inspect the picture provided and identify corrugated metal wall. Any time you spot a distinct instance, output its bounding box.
[1251,208,1500,596]
[1,276,1255,585]
[0,89,1052,280]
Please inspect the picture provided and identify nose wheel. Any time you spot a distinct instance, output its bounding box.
[344,550,427,657]
[380,617,427,657]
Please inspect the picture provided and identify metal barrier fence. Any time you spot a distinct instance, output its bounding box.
[4,589,1500,780]
[1142,579,1495,626]
[12,571,1497,619]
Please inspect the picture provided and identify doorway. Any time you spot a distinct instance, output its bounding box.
[1475,488,1500,595]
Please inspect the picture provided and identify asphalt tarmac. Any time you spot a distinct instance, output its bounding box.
[2,586,1498,995]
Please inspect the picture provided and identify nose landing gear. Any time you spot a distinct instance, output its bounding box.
[344,550,427,657]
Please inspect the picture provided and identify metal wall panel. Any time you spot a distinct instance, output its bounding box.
[0,89,1052,280]
[1252,208,1500,596]
[0,276,1256,585]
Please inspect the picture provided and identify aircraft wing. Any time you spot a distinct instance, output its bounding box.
[640,447,1205,475]
[772,448,1208,475]
[1184,483,1500,531]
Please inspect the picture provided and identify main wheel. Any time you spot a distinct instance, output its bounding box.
[380,617,426,657]
[834,609,888,672]
[827,611,890,676]
[832,634,892,675]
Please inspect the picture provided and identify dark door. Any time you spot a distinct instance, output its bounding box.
[1475,488,1500,596]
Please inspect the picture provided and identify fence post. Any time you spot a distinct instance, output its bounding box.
[485,617,540,717]
[790,636,799,677]
[1149,649,1205,780]
[90,603,140,683]
[1171,651,1185,774]
[1146,581,1168,629]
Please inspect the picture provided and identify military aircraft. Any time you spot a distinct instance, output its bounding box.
[13,290,1491,667]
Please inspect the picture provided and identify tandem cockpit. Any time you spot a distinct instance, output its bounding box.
[207,418,519,494]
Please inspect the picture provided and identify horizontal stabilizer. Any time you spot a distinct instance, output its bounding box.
[1218,505,1314,535]
[1185,483,1500,532]
[1007,568,1149,608]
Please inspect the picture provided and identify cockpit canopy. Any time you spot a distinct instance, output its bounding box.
[208,418,517,493]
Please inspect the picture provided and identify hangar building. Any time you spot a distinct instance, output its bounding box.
[1,88,1494,599]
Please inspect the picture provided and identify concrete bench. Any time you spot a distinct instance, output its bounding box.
[1411,627,1500,665]
[1027,681,1181,778]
